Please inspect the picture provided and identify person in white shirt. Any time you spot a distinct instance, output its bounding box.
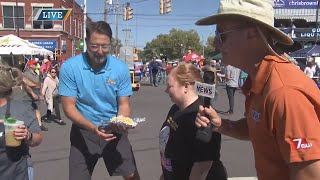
[304,61,315,78]
[224,65,240,114]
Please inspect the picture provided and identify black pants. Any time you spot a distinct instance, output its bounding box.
[226,85,237,112]
[46,96,61,120]
[205,161,228,180]
[69,125,137,180]
[152,71,158,86]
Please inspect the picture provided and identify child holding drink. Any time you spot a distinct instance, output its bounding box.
[0,64,43,180]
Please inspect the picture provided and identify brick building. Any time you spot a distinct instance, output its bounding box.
[0,0,84,60]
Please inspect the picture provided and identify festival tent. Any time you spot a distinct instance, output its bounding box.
[289,45,320,59]
[182,52,202,63]
[0,34,53,56]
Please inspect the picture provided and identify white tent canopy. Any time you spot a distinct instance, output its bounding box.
[0,34,53,56]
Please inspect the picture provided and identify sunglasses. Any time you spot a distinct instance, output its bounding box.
[51,71,57,73]
[215,26,246,44]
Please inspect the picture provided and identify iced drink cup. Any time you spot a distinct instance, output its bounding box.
[4,120,24,147]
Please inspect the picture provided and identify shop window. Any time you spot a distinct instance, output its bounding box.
[32,7,53,29]
[2,5,25,29]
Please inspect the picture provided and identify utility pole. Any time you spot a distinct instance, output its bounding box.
[115,0,120,57]
[104,0,108,22]
[15,0,20,37]
[135,16,138,47]
[122,28,131,62]
[83,0,87,52]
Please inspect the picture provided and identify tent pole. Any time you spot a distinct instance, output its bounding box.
[316,0,320,43]
[11,53,14,66]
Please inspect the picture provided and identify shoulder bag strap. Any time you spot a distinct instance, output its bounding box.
[5,97,11,119]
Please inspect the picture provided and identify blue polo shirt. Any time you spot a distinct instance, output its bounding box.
[59,53,132,125]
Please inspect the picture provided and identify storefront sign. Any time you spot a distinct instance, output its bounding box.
[279,27,320,41]
[274,0,319,9]
[28,40,57,51]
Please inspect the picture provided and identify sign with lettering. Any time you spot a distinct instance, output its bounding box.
[29,40,57,51]
[33,9,72,21]
[195,81,215,98]
[274,0,319,9]
[279,28,320,41]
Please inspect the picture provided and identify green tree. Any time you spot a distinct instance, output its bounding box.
[141,28,202,60]
[204,35,218,58]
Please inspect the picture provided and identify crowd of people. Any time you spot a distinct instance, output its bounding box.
[1,0,320,180]
[17,55,66,131]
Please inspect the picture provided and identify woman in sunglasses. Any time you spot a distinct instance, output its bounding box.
[42,67,66,125]
[0,64,43,180]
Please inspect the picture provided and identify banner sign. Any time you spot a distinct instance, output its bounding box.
[29,40,57,51]
[274,0,319,9]
[278,27,320,40]
[33,9,72,21]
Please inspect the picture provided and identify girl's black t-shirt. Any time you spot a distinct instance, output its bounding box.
[0,99,41,180]
[159,98,222,180]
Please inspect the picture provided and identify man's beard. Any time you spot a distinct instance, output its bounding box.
[93,55,107,64]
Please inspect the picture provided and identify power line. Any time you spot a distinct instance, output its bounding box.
[130,0,154,4]
[137,16,200,21]
[86,12,208,18]
[109,22,193,27]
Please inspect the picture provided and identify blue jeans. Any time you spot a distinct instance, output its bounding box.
[28,166,34,180]
[158,70,166,84]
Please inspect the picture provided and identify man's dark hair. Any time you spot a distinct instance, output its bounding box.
[86,21,112,39]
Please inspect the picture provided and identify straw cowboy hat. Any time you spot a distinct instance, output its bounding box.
[196,0,293,45]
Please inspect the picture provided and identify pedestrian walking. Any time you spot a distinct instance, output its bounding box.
[59,21,140,180]
[0,64,43,180]
[158,58,167,85]
[159,62,226,180]
[195,0,320,180]
[41,67,65,125]
[23,60,47,131]
[224,65,240,115]
[150,58,160,87]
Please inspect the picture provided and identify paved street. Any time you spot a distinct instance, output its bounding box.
[30,83,256,180]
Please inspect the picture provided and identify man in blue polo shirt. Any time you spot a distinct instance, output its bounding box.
[59,21,140,180]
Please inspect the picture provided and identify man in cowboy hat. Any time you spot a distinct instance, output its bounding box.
[195,0,320,179]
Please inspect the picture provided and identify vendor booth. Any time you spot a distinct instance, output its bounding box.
[0,34,52,67]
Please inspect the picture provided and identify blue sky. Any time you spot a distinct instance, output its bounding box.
[76,0,219,49]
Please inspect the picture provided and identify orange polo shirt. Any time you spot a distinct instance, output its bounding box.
[243,55,320,180]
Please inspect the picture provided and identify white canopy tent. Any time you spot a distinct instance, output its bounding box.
[0,34,53,56]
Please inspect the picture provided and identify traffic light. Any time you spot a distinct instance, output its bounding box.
[160,0,164,14]
[127,7,133,20]
[123,7,127,21]
[165,0,171,14]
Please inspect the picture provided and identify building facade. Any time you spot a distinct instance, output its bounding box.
[0,0,84,60]
[274,0,320,52]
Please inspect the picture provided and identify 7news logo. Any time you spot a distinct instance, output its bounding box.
[33,9,72,21]
[292,138,313,150]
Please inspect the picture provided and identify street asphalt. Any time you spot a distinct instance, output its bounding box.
[30,81,256,180]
